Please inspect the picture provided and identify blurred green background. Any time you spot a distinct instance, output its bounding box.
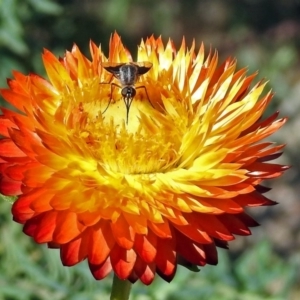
[0,0,300,299]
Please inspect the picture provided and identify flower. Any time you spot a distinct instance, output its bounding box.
[0,33,287,285]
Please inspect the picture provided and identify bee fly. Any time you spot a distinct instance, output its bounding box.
[101,62,153,124]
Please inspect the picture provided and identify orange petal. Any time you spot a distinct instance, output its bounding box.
[110,214,135,250]
[53,211,85,244]
[0,88,30,113]
[123,212,148,235]
[148,218,172,238]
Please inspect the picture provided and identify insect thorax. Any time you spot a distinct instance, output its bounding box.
[119,64,139,86]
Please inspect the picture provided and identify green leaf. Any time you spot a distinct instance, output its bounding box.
[27,0,63,15]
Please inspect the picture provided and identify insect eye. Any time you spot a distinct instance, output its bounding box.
[121,87,136,98]
[130,88,136,98]
[121,87,128,98]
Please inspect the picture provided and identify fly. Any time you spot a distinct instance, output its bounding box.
[101,62,153,124]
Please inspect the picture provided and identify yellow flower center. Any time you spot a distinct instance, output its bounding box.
[68,76,186,176]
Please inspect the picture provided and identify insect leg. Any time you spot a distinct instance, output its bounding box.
[136,85,154,108]
[101,82,121,115]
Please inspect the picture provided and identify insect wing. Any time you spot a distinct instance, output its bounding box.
[102,62,152,77]
[101,62,126,77]
[133,62,153,76]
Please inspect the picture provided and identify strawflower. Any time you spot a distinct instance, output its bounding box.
[0,33,287,292]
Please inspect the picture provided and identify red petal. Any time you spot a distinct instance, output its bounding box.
[218,213,252,236]
[157,264,177,282]
[8,127,41,159]
[48,242,60,249]
[0,117,16,137]
[185,213,234,241]
[132,256,155,285]
[134,230,157,263]
[23,215,40,237]
[248,162,287,178]
[88,219,115,265]
[140,264,156,285]
[22,212,60,245]
[89,257,112,280]
[128,271,138,284]
[175,230,207,266]
[172,222,212,244]
[0,107,35,134]
[0,174,22,195]
[12,194,35,223]
[12,187,54,221]
[0,138,26,158]
[234,191,276,207]
[202,197,243,213]
[236,213,259,227]
[155,238,176,280]
[4,162,36,181]
[110,245,136,280]
[202,242,218,265]
[60,232,89,266]
[33,211,57,242]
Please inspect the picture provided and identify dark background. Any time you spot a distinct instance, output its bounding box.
[0,0,299,299]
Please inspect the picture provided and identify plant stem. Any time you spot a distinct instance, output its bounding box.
[110,274,132,300]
